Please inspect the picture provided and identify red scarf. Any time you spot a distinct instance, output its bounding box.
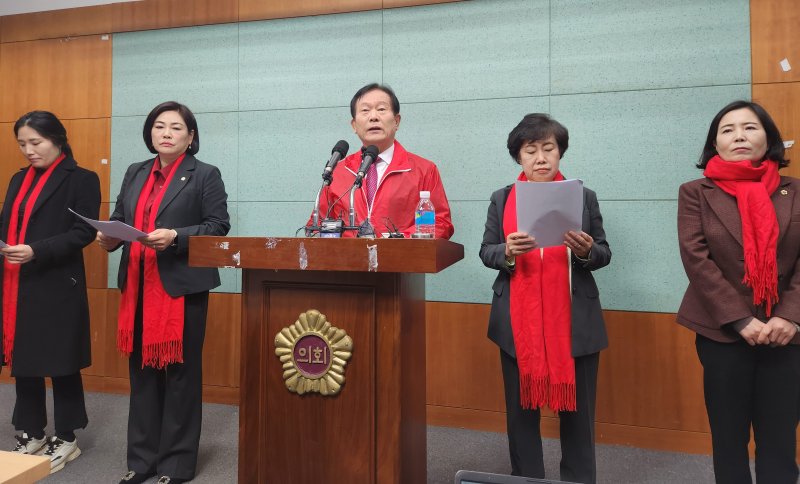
[117,155,186,369]
[703,156,780,315]
[503,171,575,412]
[2,154,66,365]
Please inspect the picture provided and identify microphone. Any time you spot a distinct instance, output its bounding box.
[310,140,350,233]
[348,145,380,230]
[321,140,349,185]
[353,145,379,188]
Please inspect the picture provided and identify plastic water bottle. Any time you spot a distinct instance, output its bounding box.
[414,191,436,238]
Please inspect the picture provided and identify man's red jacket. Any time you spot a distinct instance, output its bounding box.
[313,141,454,239]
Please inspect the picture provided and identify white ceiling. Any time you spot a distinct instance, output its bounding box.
[0,0,143,16]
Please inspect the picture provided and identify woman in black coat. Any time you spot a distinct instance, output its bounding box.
[0,111,100,473]
[480,114,611,483]
[98,101,230,484]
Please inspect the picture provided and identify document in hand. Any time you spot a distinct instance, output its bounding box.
[515,179,583,248]
[68,208,147,242]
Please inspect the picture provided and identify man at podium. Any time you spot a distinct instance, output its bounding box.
[313,83,454,239]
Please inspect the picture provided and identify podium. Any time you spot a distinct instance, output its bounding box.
[189,237,464,483]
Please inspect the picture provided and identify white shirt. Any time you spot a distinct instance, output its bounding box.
[374,144,395,181]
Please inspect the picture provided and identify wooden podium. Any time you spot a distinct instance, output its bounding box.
[189,237,464,483]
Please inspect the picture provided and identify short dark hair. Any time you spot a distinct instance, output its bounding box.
[143,101,199,155]
[697,100,788,168]
[507,113,569,162]
[14,110,73,158]
[350,83,400,118]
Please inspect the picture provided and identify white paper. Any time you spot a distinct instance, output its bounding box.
[68,208,147,242]
[515,179,583,248]
[784,140,795,149]
[780,58,792,72]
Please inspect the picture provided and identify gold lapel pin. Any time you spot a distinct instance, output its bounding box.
[781,189,788,195]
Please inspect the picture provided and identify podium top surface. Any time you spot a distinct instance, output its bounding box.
[0,451,50,484]
[188,236,464,273]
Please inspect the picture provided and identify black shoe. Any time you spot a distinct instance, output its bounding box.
[119,470,156,484]
[156,477,188,484]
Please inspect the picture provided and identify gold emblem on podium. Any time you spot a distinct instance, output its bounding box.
[274,309,353,396]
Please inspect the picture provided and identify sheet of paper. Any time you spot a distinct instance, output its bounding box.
[68,208,147,242]
[515,179,583,248]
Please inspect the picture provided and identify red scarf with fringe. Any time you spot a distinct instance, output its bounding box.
[117,155,185,369]
[2,154,65,365]
[503,171,575,412]
[704,156,780,315]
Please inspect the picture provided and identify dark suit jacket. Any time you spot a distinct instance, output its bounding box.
[677,176,800,343]
[480,184,612,358]
[109,154,230,296]
[0,157,100,376]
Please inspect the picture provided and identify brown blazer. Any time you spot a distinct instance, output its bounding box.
[677,176,800,343]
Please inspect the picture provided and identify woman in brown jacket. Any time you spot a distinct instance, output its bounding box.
[678,100,800,484]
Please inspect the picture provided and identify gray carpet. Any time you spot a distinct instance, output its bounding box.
[0,383,718,483]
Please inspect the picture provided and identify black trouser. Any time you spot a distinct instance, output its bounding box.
[696,334,800,484]
[500,349,599,484]
[12,372,87,436]
[127,288,208,480]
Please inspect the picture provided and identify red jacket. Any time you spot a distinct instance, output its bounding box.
[313,141,454,239]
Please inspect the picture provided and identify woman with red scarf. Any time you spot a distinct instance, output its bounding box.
[97,102,229,484]
[0,111,100,473]
[678,100,800,484]
[480,114,611,483]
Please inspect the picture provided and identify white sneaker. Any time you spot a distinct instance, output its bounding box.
[12,432,46,454]
[42,436,81,473]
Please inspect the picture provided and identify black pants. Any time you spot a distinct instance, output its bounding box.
[12,372,87,436]
[696,334,800,484]
[500,349,599,484]
[127,289,208,480]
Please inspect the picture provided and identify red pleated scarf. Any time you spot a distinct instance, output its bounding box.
[704,156,780,315]
[117,155,185,369]
[2,154,66,366]
[503,171,575,412]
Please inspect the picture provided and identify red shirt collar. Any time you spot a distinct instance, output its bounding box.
[152,153,186,177]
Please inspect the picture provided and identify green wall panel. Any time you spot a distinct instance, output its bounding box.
[239,11,382,111]
[551,0,751,94]
[112,24,239,116]
[109,0,752,313]
[383,0,550,103]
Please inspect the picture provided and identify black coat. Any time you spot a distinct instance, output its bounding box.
[479,184,612,358]
[0,157,100,376]
[109,154,230,296]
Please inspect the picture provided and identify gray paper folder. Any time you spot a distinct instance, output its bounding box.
[515,178,583,248]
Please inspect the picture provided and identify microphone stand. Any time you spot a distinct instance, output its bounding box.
[345,174,367,236]
[348,185,358,229]
[306,181,326,236]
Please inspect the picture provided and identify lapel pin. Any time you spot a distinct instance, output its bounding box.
[180,176,186,181]
[781,189,788,195]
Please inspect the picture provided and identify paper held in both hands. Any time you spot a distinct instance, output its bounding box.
[515,178,583,248]
[68,208,147,242]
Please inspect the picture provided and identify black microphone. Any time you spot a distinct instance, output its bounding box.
[353,145,379,188]
[321,140,349,185]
